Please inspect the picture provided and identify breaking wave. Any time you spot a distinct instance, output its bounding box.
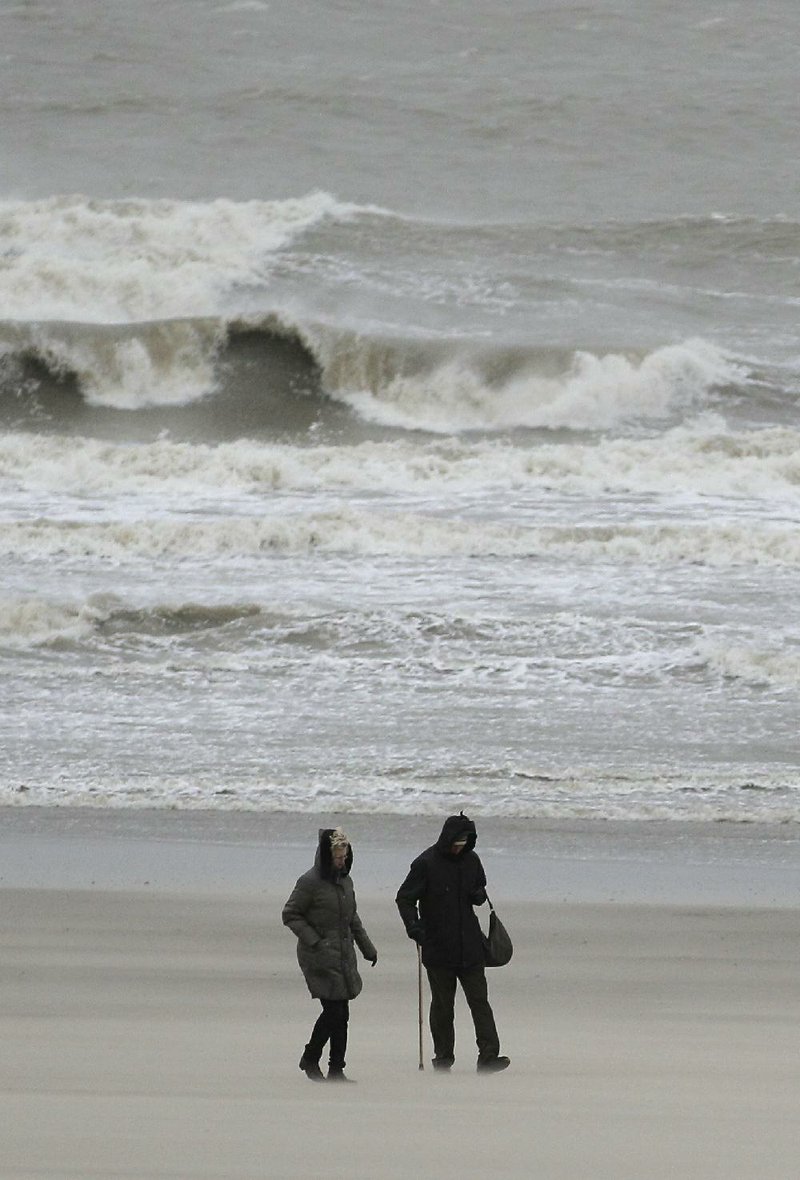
[0,594,262,648]
[0,191,749,430]
[0,320,744,433]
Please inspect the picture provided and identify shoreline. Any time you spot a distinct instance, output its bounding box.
[1,804,798,906]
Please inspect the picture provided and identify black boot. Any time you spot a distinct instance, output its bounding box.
[327,1068,355,1082]
[476,1055,510,1073]
[298,1054,325,1081]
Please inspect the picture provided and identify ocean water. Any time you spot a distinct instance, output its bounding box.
[1,0,798,820]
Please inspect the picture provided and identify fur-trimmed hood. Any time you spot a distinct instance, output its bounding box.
[313,827,354,880]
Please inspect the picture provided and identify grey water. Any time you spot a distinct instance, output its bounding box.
[0,0,798,819]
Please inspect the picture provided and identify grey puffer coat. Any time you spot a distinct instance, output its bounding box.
[282,829,377,1001]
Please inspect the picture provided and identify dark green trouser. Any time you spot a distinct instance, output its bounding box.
[425,964,500,1063]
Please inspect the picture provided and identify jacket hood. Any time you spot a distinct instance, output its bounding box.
[314,827,353,880]
[435,813,477,856]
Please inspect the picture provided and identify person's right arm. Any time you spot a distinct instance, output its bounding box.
[281,876,321,946]
[395,858,427,943]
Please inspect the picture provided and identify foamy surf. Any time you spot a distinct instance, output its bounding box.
[1,768,797,823]
[0,594,262,649]
[4,591,797,695]
[1,513,797,565]
[1,422,797,502]
[0,192,350,323]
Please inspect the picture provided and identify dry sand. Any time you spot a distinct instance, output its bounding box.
[0,809,798,1179]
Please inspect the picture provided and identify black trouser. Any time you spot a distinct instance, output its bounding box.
[425,963,500,1063]
[304,998,350,1071]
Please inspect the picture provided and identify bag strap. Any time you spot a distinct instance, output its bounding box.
[485,892,495,911]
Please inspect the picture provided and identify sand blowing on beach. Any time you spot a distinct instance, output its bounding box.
[0,812,799,1178]
[1,0,799,1175]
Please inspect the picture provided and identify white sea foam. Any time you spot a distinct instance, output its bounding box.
[1,513,797,566]
[2,318,740,420]
[0,596,96,647]
[694,636,800,690]
[1,422,797,502]
[1,769,797,823]
[19,319,226,407]
[0,192,348,323]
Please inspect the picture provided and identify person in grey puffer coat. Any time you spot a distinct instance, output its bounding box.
[282,828,377,1082]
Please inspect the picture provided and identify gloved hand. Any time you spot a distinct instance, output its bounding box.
[408,922,424,945]
[368,954,378,967]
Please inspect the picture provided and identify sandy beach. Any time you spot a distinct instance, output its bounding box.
[0,809,798,1179]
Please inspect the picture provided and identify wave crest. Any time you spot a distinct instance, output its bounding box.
[0,593,263,648]
[312,336,738,432]
[0,193,747,425]
[1,312,738,428]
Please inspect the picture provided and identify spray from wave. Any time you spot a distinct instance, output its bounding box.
[0,191,348,322]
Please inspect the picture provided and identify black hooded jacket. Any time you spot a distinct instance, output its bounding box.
[395,814,488,971]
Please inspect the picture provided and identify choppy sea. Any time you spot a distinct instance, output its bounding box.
[1,0,798,820]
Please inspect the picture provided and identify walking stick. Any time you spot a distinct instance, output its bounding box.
[417,943,424,1070]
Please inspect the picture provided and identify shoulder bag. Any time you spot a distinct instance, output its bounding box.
[481,893,513,967]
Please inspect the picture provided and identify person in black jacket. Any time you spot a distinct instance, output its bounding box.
[395,813,510,1073]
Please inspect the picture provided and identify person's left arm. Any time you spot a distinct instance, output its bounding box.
[350,888,378,965]
[469,854,488,907]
